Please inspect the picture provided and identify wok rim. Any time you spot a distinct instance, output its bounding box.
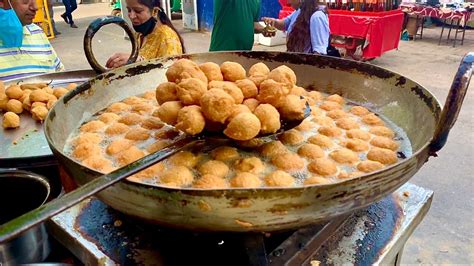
[44,51,442,193]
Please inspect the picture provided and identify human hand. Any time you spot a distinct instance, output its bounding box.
[106,53,131,69]
[261,17,276,27]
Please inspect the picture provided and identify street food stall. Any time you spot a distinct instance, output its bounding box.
[0,17,472,265]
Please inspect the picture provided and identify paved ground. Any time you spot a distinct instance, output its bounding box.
[49,3,474,264]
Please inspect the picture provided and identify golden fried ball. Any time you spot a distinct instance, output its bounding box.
[254,104,280,134]
[312,115,334,127]
[308,158,338,176]
[357,160,385,173]
[5,85,24,99]
[53,88,69,99]
[118,113,144,126]
[227,104,252,122]
[82,155,114,173]
[369,126,395,138]
[271,152,305,171]
[224,112,261,141]
[176,105,206,135]
[107,102,131,113]
[350,106,370,116]
[318,126,342,137]
[346,129,371,141]
[199,62,224,82]
[326,109,347,119]
[370,136,399,151]
[311,106,324,117]
[141,117,164,130]
[105,122,130,136]
[134,163,165,179]
[298,143,324,159]
[308,134,333,149]
[326,94,345,105]
[42,86,54,94]
[249,62,270,76]
[267,65,296,87]
[235,79,258,99]
[278,94,306,121]
[131,102,154,114]
[242,98,260,112]
[278,129,304,145]
[19,90,31,103]
[0,93,8,111]
[160,166,194,187]
[80,120,105,133]
[125,128,150,141]
[29,89,50,102]
[264,170,295,187]
[200,88,235,123]
[290,86,307,96]
[319,101,342,111]
[211,146,240,162]
[142,90,156,101]
[335,117,360,130]
[31,106,49,121]
[155,82,179,105]
[295,118,315,132]
[236,138,265,149]
[330,148,359,164]
[2,112,20,129]
[73,132,102,146]
[198,160,229,178]
[116,146,145,166]
[193,174,228,189]
[257,79,290,107]
[260,140,288,158]
[122,96,144,105]
[220,61,246,82]
[234,157,265,174]
[6,99,23,114]
[146,140,171,153]
[72,142,101,161]
[367,148,398,165]
[98,112,120,124]
[22,96,31,111]
[155,101,183,125]
[208,81,244,104]
[176,78,208,105]
[166,59,208,84]
[168,151,199,168]
[307,91,323,103]
[304,176,331,185]
[230,172,262,188]
[362,113,385,126]
[248,74,267,88]
[345,139,369,152]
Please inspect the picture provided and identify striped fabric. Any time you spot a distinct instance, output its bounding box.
[0,24,64,81]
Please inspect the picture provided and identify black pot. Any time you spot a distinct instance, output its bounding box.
[0,169,51,264]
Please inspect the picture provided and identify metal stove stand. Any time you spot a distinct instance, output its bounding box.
[46,183,432,265]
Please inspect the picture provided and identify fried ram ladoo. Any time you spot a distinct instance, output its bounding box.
[2,112,20,129]
[248,62,270,76]
[166,59,208,84]
[155,82,179,104]
[208,81,244,104]
[224,112,261,141]
[220,61,246,82]
[199,62,224,82]
[257,79,290,107]
[199,88,235,123]
[175,105,206,135]
[176,78,208,106]
[253,104,280,134]
[267,65,297,87]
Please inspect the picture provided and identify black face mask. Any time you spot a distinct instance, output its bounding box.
[133,17,156,36]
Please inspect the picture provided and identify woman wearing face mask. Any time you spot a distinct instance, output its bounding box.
[106,0,184,69]
[263,0,332,55]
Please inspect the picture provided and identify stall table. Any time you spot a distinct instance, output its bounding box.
[329,9,404,60]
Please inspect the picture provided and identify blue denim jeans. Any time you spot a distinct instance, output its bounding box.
[62,0,77,24]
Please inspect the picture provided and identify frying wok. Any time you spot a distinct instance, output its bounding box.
[39,51,472,232]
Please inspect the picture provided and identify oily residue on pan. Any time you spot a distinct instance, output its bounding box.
[235,51,397,80]
[410,85,438,117]
[395,76,406,87]
[123,63,164,78]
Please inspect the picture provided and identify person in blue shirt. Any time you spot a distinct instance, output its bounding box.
[263,0,330,55]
